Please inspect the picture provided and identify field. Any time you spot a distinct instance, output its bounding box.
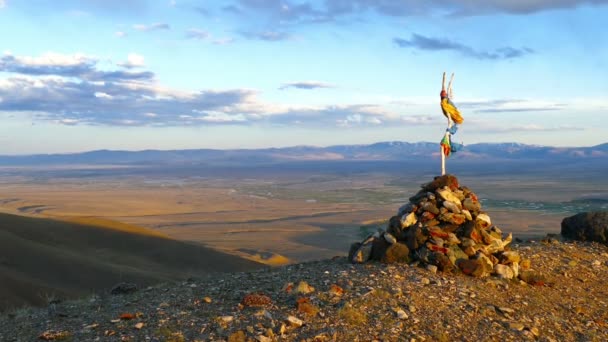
[2,161,606,266]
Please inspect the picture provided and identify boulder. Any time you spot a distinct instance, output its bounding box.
[561,212,608,244]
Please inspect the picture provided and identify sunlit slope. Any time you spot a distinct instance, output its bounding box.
[0,213,263,311]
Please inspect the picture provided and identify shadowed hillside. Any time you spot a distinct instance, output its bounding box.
[0,213,264,312]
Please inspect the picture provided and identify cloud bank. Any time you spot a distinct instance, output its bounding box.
[0,52,432,128]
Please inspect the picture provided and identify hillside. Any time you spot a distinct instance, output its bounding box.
[0,213,264,312]
[0,239,606,341]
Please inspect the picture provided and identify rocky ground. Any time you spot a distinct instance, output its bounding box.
[1,239,607,342]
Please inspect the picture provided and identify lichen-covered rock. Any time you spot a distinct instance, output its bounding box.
[380,243,410,264]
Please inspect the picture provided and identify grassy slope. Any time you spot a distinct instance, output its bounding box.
[0,213,264,312]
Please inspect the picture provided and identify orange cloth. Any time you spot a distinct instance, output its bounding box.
[441,98,464,124]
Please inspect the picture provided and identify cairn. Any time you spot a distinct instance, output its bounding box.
[349,174,521,279]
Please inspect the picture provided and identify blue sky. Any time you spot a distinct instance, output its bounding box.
[0,0,606,154]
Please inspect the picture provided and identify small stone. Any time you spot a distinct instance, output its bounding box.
[384,232,397,244]
[396,309,408,320]
[134,322,144,330]
[426,265,438,274]
[497,307,515,315]
[420,278,431,285]
[286,315,304,327]
[408,305,417,313]
[461,209,473,221]
[591,260,601,267]
[328,284,344,297]
[221,316,234,323]
[436,188,462,206]
[494,264,514,280]
[528,327,540,337]
[443,200,461,214]
[203,297,212,303]
[401,212,418,228]
[463,198,481,212]
[256,336,273,342]
[242,293,273,307]
[228,331,246,342]
[500,251,521,264]
[508,322,525,331]
[476,213,492,228]
[293,281,315,295]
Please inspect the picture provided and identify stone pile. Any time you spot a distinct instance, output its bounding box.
[349,174,521,279]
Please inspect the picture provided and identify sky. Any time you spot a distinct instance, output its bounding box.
[0,0,607,154]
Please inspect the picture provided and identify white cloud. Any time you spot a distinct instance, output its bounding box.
[0,0,5,9]
[279,81,335,90]
[3,51,94,67]
[94,92,113,99]
[115,31,127,38]
[133,23,170,32]
[117,53,145,69]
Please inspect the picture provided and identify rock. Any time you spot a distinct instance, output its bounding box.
[420,278,431,285]
[458,259,487,278]
[508,322,525,331]
[476,213,492,228]
[384,232,397,244]
[381,242,410,264]
[443,200,461,214]
[421,201,440,215]
[519,270,546,286]
[494,264,514,279]
[134,322,144,330]
[436,188,462,206]
[500,251,521,264]
[221,316,234,323]
[242,293,273,307]
[461,209,473,221]
[401,212,418,229]
[422,174,460,192]
[387,216,405,240]
[397,203,415,216]
[561,212,608,244]
[396,309,408,320]
[371,236,391,261]
[293,281,315,295]
[328,284,344,297]
[286,315,304,327]
[426,264,438,273]
[256,335,273,342]
[463,198,481,212]
[350,242,373,264]
[110,283,137,295]
[228,331,246,342]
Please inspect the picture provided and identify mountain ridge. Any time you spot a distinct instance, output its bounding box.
[0,141,606,166]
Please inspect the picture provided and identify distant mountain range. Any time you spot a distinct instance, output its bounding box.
[0,141,606,166]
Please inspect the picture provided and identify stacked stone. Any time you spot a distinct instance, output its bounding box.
[349,174,520,278]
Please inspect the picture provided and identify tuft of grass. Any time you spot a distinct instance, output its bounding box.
[155,325,186,342]
[338,305,368,325]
